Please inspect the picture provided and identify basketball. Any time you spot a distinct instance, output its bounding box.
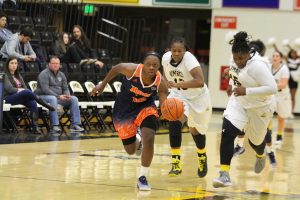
[161,98,184,121]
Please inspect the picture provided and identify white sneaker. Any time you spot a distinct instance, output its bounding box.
[135,127,142,156]
[137,176,151,191]
[213,171,232,188]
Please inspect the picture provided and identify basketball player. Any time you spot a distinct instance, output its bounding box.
[91,52,168,191]
[233,40,278,167]
[212,31,277,188]
[162,37,212,178]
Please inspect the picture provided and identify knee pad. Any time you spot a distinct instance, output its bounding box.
[192,134,206,149]
[169,120,182,148]
[249,139,265,155]
[264,129,272,144]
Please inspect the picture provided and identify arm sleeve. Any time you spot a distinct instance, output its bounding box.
[38,72,59,96]
[26,43,37,59]
[6,39,25,60]
[4,75,17,94]
[246,61,277,96]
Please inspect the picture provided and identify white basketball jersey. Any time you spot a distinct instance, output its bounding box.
[270,64,290,96]
[162,51,207,99]
[229,53,276,109]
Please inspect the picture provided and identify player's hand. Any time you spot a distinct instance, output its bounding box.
[226,85,233,96]
[91,83,105,96]
[168,81,178,88]
[233,86,246,96]
[95,60,104,68]
[223,68,230,79]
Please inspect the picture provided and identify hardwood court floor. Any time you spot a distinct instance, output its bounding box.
[0,112,299,200]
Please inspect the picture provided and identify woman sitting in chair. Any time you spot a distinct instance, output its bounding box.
[3,57,55,134]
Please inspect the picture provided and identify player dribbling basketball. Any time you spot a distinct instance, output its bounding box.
[91,52,169,191]
[162,37,212,178]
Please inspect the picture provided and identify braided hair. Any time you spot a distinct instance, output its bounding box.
[249,40,266,56]
[229,31,251,54]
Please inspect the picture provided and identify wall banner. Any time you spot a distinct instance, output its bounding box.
[153,0,210,7]
[222,0,279,9]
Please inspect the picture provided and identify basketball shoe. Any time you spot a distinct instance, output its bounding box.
[197,154,207,177]
[168,158,182,177]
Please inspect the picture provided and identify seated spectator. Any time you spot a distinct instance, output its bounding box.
[35,56,84,133]
[0,26,36,64]
[3,57,55,134]
[51,32,69,60]
[0,12,12,43]
[63,25,104,68]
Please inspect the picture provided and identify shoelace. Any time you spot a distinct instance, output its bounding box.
[171,161,180,171]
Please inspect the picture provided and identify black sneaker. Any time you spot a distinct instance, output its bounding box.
[197,154,207,178]
[267,151,277,167]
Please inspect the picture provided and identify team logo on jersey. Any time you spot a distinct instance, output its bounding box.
[130,85,152,97]
[169,70,184,78]
[151,87,156,91]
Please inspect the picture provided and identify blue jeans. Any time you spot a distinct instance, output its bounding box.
[39,95,81,126]
[5,89,38,114]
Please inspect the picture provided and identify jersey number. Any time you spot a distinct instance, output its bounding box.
[229,74,241,86]
[174,78,187,90]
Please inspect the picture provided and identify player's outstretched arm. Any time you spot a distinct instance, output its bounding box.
[91,63,137,96]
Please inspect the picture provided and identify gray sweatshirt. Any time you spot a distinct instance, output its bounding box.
[0,33,36,60]
[35,68,70,97]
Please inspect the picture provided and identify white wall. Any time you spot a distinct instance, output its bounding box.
[209,8,300,113]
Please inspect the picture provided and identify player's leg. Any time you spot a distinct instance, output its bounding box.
[213,117,241,188]
[265,122,277,167]
[188,105,212,178]
[137,115,158,191]
[213,98,247,188]
[246,105,274,174]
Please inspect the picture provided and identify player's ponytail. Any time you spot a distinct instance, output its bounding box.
[230,31,251,54]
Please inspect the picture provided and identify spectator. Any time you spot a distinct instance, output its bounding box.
[35,56,84,133]
[63,25,104,68]
[3,57,55,134]
[0,12,12,43]
[51,32,70,60]
[0,26,36,63]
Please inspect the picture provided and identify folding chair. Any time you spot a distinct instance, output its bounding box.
[84,81,115,130]
[112,81,122,94]
[69,81,106,131]
[69,81,92,131]
[28,80,51,132]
